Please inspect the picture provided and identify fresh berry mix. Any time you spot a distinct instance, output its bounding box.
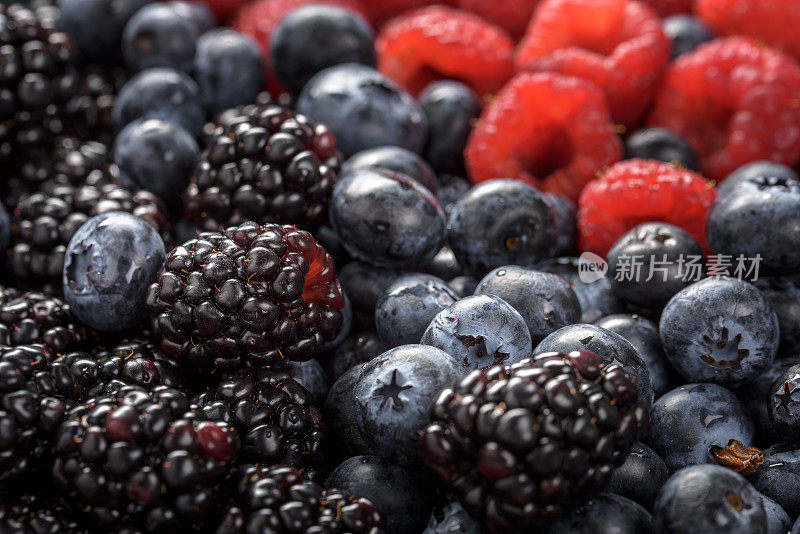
[662,14,715,59]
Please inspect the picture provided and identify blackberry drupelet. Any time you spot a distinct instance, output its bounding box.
[51,385,238,531]
[419,350,649,531]
[193,367,327,481]
[217,464,386,534]
[0,487,90,533]
[0,287,87,354]
[146,221,345,371]
[184,99,342,232]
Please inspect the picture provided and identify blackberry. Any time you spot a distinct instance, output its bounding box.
[0,287,87,354]
[146,221,345,372]
[0,344,82,483]
[0,487,89,533]
[184,99,342,233]
[217,464,386,534]
[419,350,649,531]
[193,368,327,481]
[51,385,238,530]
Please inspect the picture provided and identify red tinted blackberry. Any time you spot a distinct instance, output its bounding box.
[0,287,87,354]
[217,464,386,534]
[51,385,238,530]
[184,100,342,233]
[146,221,345,372]
[194,368,327,482]
[419,350,650,531]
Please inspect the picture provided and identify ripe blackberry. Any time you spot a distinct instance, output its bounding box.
[217,464,386,533]
[0,487,90,533]
[0,344,82,483]
[146,221,345,372]
[193,367,327,481]
[0,287,88,354]
[184,99,342,233]
[51,385,238,530]
[419,350,649,531]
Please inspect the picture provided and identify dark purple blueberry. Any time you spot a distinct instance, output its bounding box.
[286,358,329,406]
[735,358,794,446]
[536,256,624,323]
[424,502,488,534]
[168,1,216,35]
[624,127,698,170]
[755,277,800,356]
[121,3,198,72]
[422,247,464,281]
[342,145,438,193]
[437,174,471,215]
[662,15,716,59]
[659,277,779,387]
[544,193,577,256]
[324,330,388,383]
[448,275,477,298]
[763,494,791,534]
[338,261,404,316]
[749,443,800,518]
[768,364,800,443]
[419,80,480,174]
[605,442,669,510]
[58,0,152,61]
[541,494,654,533]
[717,160,800,198]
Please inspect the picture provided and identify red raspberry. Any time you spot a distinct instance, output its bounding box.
[360,0,456,27]
[376,6,515,97]
[578,159,717,257]
[647,37,800,181]
[455,0,541,39]
[516,0,670,128]
[641,0,692,17]
[192,0,247,20]
[697,0,800,61]
[465,72,622,202]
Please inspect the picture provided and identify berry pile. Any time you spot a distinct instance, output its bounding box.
[2,0,800,532]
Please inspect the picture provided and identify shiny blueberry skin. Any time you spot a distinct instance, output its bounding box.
[58,0,151,61]
[342,146,438,194]
[535,323,654,406]
[325,363,372,456]
[750,443,800,518]
[63,212,166,331]
[338,261,403,316]
[662,15,716,59]
[326,455,436,534]
[419,80,480,174]
[324,330,388,383]
[286,358,328,407]
[421,294,533,372]
[544,194,577,256]
[768,364,800,442]
[654,465,766,534]
[542,493,654,534]
[607,222,703,310]
[194,29,265,115]
[168,1,216,35]
[708,176,800,275]
[271,5,376,95]
[448,275,477,298]
[297,64,427,156]
[0,201,10,257]
[112,67,205,135]
[375,274,459,346]
[763,495,791,534]
[595,314,677,400]
[625,128,698,170]
[536,256,624,323]
[121,3,197,72]
[660,277,779,387]
[475,266,581,345]
[424,502,488,534]
[447,179,556,276]
[330,169,446,268]
[647,383,755,472]
[755,277,800,356]
[735,358,794,446]
[421,247,463,281]
[437,174,471,215]
[605,442,670,511]
[717,160,800,198]
[114,118,199,203]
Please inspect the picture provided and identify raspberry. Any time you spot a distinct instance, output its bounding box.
[697,0,800,61]
[376,6,515,97]
[455,0,541,39]
[516,0,670,128]
[361,0,456,27]
[198,0,247,20]
[465,72,622,202]
[577,159,717,257]
[642,0,692,17]
[647,37,800,181]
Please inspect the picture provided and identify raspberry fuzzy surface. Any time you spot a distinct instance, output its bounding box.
[377,6,515,97]
[697,0,800,61]
[647,36,800,181]
[642,0,692,16]
[465,72,622,202]
[361,0,456,27]
[578,159,717,257]
[516,0,670,128]
[456,0,541,39]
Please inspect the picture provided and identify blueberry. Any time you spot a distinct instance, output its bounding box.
[424,502,488,534]
[113,118,199,203]
[351,344,462,465]
[708,176,800,274]
[421,247,464,281]
[437,174,471,215]
[330,169,446,268]
[0,201,10,257]
[297,63,428,156]
[286,358,328,406]
[324,292,353,352]
[544,194,577,256]
[653,465,765,533]
[536,256,624,323]
[762,494,791,534]
[475,266,580,345]
[606,222,703,309]
[755,277,800,356]
[167,1,216,35]
[121,3,197,72]
[174,218,200,244]
[659,277,779,386]
[341,146,438,193]
[735,358,794,446]
[58,0,151,61]
[271,5,376,95]
[325,363,372,455]
[535,323,654,406]
[749,443,800,518]
[625,128,699,170]
[605,442,670,511]
[447,179,556,276]
[338,261,403,317]
[419,80,480,174]
[325,455,436,534]
[63,212,166,331]
[421,294,533,372]
[375,274,459,346]
[648,383,754,472]
[717,161,800,198]
[324,330,388,383]
[112,67,205,135]
[314,225,351,267]
[767,364,800,442]
[542,493,654,534]
[662,15,716,59]
[194,29,265,115]
[448,275,477,298]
